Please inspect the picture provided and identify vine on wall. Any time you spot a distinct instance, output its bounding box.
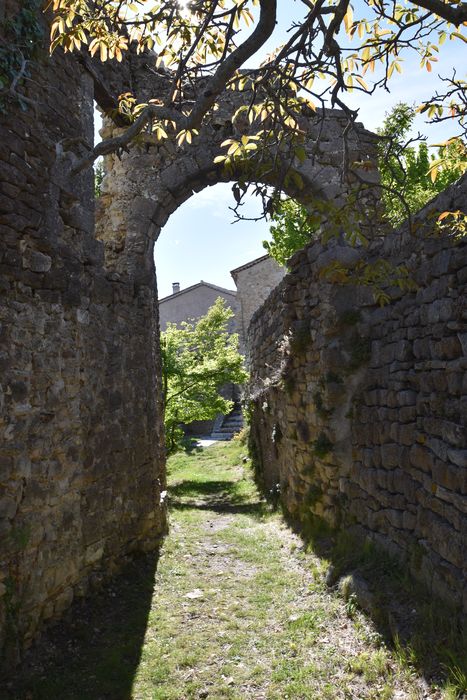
[0,0,44,112]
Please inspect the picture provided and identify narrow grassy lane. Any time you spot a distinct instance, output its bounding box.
[7,440,449,699]
[132,441,429,700]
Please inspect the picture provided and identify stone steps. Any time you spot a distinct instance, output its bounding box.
[211,408,243,440]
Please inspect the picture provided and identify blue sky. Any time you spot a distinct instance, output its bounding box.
[103,0,463,298]
[155,183,271,297]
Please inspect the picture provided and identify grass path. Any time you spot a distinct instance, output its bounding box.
[134,441,430,700]
[7,440,451,699]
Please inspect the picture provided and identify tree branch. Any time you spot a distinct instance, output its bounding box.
[70,0,278,173]
[187,0,277,129]
[71,103,184,173]
[411,0,467,26]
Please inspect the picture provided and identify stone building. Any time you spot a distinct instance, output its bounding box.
[158,281,238,332]
[158,254,286,351]
[230,254,286,352]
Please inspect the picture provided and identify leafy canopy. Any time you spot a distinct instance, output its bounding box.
[263,199,318,268]
[160,298,247,454]
[377,102,466,226]
[263,102,466,271]
[262,186,379,267]
[47,0,467,191]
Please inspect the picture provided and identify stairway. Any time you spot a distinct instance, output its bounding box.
[210,405,244,440]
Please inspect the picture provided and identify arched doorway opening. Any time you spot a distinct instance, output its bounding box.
[93,109,378,467]
[154,182,271,300]
[154,183,286,450]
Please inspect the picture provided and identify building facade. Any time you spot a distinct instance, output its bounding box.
[230,254,286,352]
[158,281,239,332]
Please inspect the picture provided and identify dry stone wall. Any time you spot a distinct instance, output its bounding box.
[248,175,467,614]
[0,3,166,668]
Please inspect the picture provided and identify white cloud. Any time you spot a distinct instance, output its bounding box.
[184,183,234,219]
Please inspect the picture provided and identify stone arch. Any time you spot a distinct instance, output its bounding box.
[95,103,378,285]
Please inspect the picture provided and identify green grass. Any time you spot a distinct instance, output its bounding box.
[5,440,457,699]
[295,520,467,699]
[330,530,467,692]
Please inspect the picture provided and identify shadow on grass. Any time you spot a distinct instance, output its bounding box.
[3,552,159,700]
[283,510,467,694]
[170,479,238,498]
[179,437,204,454]
[171,499,268,517]
[169,478,269,518]
[170,478,253,502]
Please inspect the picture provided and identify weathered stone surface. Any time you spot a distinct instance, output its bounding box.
[247,175,467,616]
[0,2,167,669]
[22,250,52,273]
[447,449,467,469]
[338,572,377,616]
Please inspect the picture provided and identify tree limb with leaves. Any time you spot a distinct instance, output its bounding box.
[377,102,466,227]
[46,0,466,202]
[263,198,318,268]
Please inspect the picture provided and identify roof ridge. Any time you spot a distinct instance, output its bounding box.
[230,253,271,277]
[159,280,237,302]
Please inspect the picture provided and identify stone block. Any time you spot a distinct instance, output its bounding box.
[409,445,435,473]
[431,249,451,277]
[398,423,416,446]
[395,340,413,361]
[413,338,430,359]
[53,587,74,615]
[402,511,416,530]
[447,372,464,396]
[433,336,462,361]
[0,496,18,519]
[381,443,402,468]
[447,449,467,469]
[441,420,466,449]
[458,333,467,357]
[385,508,404,529]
